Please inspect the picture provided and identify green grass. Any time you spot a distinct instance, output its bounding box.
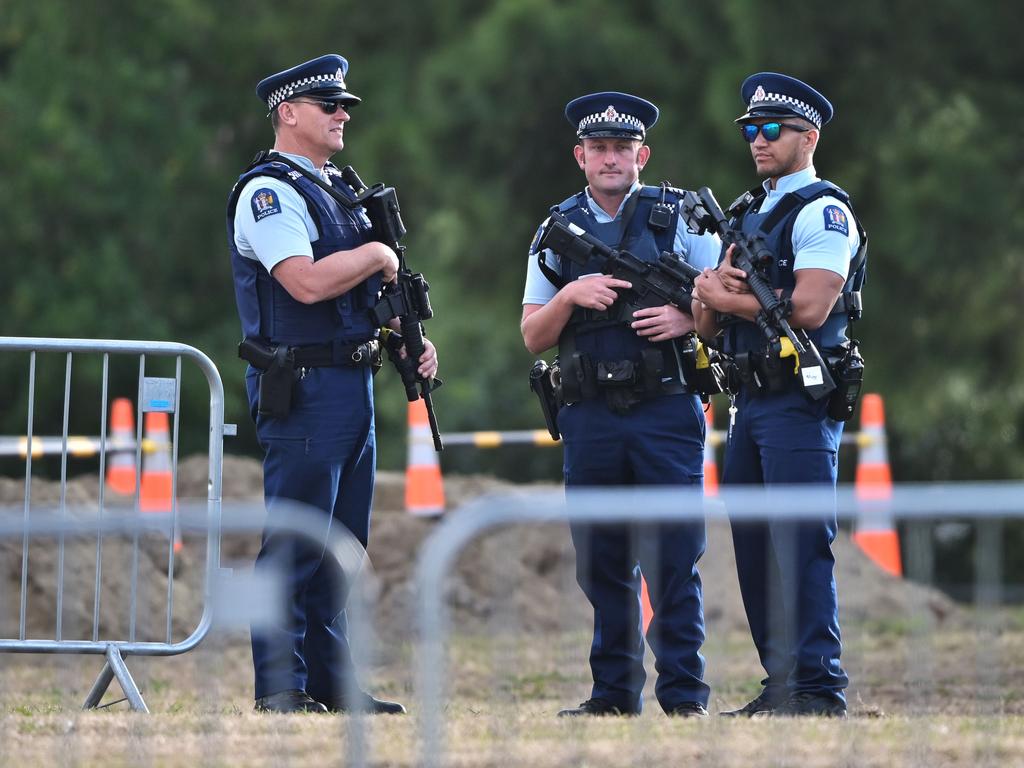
[1,623,1023,766]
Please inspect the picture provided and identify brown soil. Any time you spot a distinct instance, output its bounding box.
[0,454,963,647]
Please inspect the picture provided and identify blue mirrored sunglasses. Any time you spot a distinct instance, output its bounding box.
[740,122,811,142]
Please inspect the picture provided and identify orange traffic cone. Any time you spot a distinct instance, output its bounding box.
[405,399,444,516]
[703,401,719,496]
[640,577,654,634]
[140,412,181,552]
[106,398,136,494]
[853,394,901,576]
[140,412,173,512]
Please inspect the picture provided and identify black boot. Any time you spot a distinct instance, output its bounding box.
[313,690,407,715]
[720,689,784,718]
[774,692,847,718]
[667,702,709,718]
[255,690,329,714]
[557,698,630,717]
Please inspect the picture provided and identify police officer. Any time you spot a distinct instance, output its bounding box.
[227,54,437,714]
[522,92,720,717]
[693,73,866,718]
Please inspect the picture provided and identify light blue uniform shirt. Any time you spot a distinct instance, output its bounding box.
[522,182,721,305]
[233,151,325,273]
[754,166,859,278]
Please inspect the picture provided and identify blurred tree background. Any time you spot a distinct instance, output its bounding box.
[1,2,1022,586]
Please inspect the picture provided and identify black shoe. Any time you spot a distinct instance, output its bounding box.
[255,690,329,714]
[667,702,709,718]
[313,691,407,715]
[774,692,847,718]
[720,689,783,718]
[557,698,629,717]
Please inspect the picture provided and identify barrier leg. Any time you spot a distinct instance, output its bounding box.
[82,661,115,709]
[82,645,149,713]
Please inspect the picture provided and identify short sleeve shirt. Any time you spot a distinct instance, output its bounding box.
[233,151,323,273]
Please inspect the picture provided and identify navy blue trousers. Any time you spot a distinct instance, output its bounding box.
[559,393,709,713]
[722,386,848,705]
[246,365,375,701]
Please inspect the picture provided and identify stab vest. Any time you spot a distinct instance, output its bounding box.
[554,186,688,374]
[226,157,382,346]
[724,180,867,357]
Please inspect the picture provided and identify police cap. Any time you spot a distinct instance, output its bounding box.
[735,72,832,129]
[256,54,362,112]
[565,92,659,141]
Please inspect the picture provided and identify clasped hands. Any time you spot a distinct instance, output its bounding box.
[692,245,750,311]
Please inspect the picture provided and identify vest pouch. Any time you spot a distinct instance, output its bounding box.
[595,360,643,414]
[759,350,792,393]
[595,359,637,387]
[731,352,761,393]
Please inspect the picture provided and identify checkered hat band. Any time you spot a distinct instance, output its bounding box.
[267,72,346,109]
[749,91,822,128]
[577,111,646,134]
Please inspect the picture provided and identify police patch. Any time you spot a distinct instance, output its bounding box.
[251,188,281,222]
[823,204,849,236]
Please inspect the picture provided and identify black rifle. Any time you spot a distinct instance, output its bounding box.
[339,166,443,451]
[678,187,836,400]
[539,212,701,312]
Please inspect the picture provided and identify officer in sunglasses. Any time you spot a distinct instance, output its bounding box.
[693,73,866,718]
[227,54,436,714]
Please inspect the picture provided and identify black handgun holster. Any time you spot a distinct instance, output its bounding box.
[257,344,296,419]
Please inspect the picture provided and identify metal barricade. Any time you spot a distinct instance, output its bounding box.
[0,501,377,767]
[414,483,1022,768]
[0,336,229,712]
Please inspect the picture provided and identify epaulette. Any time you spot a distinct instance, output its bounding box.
[553,192,585,215]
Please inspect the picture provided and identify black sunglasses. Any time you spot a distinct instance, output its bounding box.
[290,98,351,115]
[740,122,811,142]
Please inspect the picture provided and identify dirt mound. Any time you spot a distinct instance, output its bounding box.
[0,455,962,644]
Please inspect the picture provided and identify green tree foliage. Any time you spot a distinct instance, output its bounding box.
[1,0,1022,484]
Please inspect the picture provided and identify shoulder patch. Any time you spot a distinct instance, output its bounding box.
[251,188,282,222]
[823,204,849,236]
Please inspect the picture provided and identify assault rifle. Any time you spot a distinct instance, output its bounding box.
[678,187,835,400]
[538,211,701,311]
[340,166,443,451]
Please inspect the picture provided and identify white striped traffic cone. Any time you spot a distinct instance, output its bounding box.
[853,394,901,576]
[106,398,136,494]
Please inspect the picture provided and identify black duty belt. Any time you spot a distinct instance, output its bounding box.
[291,339,379,368]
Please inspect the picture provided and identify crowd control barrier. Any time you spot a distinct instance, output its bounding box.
[413,482,1020,768]
[0,336,230,711]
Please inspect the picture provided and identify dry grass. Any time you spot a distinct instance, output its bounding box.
[2,619,1024,767]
